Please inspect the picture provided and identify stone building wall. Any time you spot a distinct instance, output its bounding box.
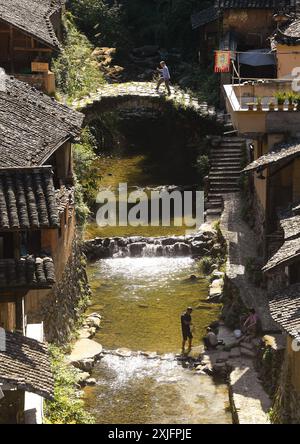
[257,336,300,424]
[41,235,91,344]
[271,347,300,424]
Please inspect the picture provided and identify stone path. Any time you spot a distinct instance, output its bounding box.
[229,358,271,424]
[72,81,216,116]
[220,193,278,331]
[203,324,271,424]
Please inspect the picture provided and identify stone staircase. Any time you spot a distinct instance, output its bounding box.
[205,137,246,220]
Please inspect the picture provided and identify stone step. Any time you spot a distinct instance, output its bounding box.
[210,187,240,193]
[208,193,223,199]
[206,203,223,210]
[210,171,241,177]
[211,151,242,157]
[211,165,241,169]
[209,180,240,186]
[219,142,244,147]
[209,170,241,180]
[212,146,243,151]
[211,162,242,167]
[209,179,240,185]
[210,180,240,186]
[221,137,246,143]
[205,201,223,209]
[210,153,243,159]
[206,208,222,216]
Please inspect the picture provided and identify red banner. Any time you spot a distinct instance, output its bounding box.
[214,51,231,73]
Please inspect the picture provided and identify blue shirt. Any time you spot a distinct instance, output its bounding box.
[161,66,170,80]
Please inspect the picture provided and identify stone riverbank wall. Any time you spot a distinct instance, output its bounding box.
[42,235,91,344]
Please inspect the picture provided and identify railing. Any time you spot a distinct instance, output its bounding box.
[225,79,300,112]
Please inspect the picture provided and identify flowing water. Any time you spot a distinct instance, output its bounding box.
[83,146,231,424]
[83,257,231,424]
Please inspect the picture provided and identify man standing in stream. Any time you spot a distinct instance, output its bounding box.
[156,61,171,96]
[181,307,193,354]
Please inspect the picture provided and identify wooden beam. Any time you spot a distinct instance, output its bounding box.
[0,295,17,304]
[13,47,52,53]
[9,24,13,73]
[15,297,24,333]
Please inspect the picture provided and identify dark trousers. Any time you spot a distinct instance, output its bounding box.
[157,78,171,94]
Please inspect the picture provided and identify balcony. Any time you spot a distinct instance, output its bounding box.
[224,80,300,136]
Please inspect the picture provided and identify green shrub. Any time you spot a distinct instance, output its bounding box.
[45,345,94,424]
[73,127,100,212]
[69,0,129,50]
[195,154,210,186]
[198,256,214,275]
[52,13,105,103]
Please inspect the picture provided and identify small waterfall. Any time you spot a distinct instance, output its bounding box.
[84,231,217,261]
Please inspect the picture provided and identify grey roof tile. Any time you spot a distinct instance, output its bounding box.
[0,74,83,168]
[0,0,64,50]
[0,330,54,399]
[269,283,300,340]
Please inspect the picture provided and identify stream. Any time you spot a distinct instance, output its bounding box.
[83,256,231,424]
[81,119,231,423]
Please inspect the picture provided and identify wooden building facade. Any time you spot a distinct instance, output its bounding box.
[0,0,65,93]
[0,73,83,333]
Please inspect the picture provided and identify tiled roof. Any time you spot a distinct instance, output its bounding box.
[263,237,300,271]
[0,73,83,168]
[191,7,219,29]
[243,141,300,172]
[280,215,300,240]
[263,213,300,271]
[0,167,60,230]
[274,19,300,45]
[269,283,300,340]
[0,0,64,50]
[0,256,56,290]
[191,0,295,29]
[0,330,54,399]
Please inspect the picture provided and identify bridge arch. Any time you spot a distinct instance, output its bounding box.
[72,82,216,125]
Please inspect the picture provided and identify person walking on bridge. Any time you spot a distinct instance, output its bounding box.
[156,61,171,96]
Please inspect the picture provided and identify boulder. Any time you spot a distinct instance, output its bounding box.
[76,372,90,385]
[85,314,101,329]
[209,278,224,301]
[129,242,146,257]
[191,241,207,255]
[78,327,93,339]
[115,348,132,358]
[173,242,190,256]
[86,378,97,386]
[66,339,103,369]
[240,347,256,359]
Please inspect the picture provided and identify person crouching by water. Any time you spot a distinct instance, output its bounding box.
[181,307,193,354]
[156,61,171,96]
[203,327,224,350]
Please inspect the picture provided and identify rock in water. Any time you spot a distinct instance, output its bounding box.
[115,348,132,358]
[66,339,103,365]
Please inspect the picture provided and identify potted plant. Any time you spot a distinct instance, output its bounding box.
[256,97,262,111]
[295,94,300,111]
[275,91,286,111]
[286,91,296,111]
[269,101,275,111]
[246,102,255,111]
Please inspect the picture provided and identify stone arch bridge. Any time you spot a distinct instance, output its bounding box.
[72,82,216,123]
